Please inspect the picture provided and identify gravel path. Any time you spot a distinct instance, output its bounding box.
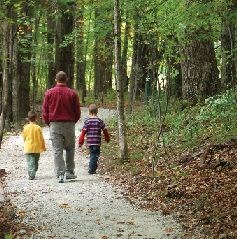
[1,108,182,239]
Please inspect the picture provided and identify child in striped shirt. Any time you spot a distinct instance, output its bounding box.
[78,104,110,174]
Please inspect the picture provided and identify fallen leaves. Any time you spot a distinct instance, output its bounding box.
[100,236,109,239]
[59,203,71,209]
[100,137,237,239]
[0,169,34,238]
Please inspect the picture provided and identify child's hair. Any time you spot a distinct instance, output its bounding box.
[27,111,37,122]
[89,104,98,115]
[56,71,67,83]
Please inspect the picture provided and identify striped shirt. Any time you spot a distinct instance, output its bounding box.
[82,117,105,146]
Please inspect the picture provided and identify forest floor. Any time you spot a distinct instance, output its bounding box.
[99,134,237,239]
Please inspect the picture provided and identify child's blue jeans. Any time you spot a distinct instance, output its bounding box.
[88,145,100,174]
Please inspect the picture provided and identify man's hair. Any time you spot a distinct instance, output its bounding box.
[27,111,37,122]
[56,71,67,83]
[89,104,98,114]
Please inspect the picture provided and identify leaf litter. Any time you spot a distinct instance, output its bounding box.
[99,134,237,239]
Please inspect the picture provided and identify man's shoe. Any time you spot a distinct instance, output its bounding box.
[58,175,64,183]
[29,176,35,180]
[66,173,77,180]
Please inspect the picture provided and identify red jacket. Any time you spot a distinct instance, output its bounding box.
[42,84,81,125]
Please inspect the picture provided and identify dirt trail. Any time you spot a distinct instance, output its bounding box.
[0,108,182,239]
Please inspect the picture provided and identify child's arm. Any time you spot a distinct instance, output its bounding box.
[103,128,110,142]
[78,129,86,147]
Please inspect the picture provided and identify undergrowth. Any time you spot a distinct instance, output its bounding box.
[164,90,237,150]
[101,89,237,238]
[103,89,237,164]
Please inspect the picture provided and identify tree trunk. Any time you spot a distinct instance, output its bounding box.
[10,21,18,125]
[31,17,40,111]
[221,3,236,90]
[47,15,56,89]
[121,14,129,92]
[55,3,75,88]
[114,0,128,161]
[18,25,32,118]
[16,4,34,119]
[93,25,100,99]
[93,8,113,100]
[128,23,151,111]
[0,21,10,147]
[181,37,220,103]
[0,71,2,113]
[128,26,141,113]
[75,3,86,103]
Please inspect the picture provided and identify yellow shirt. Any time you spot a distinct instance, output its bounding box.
[22,122,46,153]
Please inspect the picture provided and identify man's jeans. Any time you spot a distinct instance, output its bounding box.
[26,153,40,177]
[88,145,100,173]
[49,122,75,177]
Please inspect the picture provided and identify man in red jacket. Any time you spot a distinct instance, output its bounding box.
[42,71,81,183]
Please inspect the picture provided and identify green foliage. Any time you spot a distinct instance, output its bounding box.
[172,165,188,181]
[83,93,101,106]
[4,233,13,239]
[104,90,117,102]
[198,90,236,122]
[120,90,237,161]
[83,90,117,107]
[60,32,75,48]
[126,107,156,129]
[165,90,237,148]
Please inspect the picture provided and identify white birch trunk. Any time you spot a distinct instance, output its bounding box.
[114,0,128,161]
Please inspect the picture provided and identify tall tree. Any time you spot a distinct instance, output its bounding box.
[75,1,86,103]
[93,2,113,100]
[181,36,219,103]
[129,24,150,112]
[114,0,128,161]
[128,26,140,113]
[47,9,56,88]
[55,1,75,87]
[31,16,40,110]
[221,1,237,90]
[181,1,220,103]
[121,12,130,92]
[9,15,18,125]
[17,5,32,118]
[0,19,10,147]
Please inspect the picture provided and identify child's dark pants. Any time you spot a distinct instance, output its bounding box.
[88,145,100,174]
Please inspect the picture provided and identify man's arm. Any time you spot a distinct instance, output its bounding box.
[73,91,81,122]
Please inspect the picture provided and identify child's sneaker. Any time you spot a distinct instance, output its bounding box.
[58,175,64,183]
[28,176,35,180]
[88,171,96,175]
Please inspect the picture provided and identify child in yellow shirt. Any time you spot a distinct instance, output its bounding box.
[22,111,46,180]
